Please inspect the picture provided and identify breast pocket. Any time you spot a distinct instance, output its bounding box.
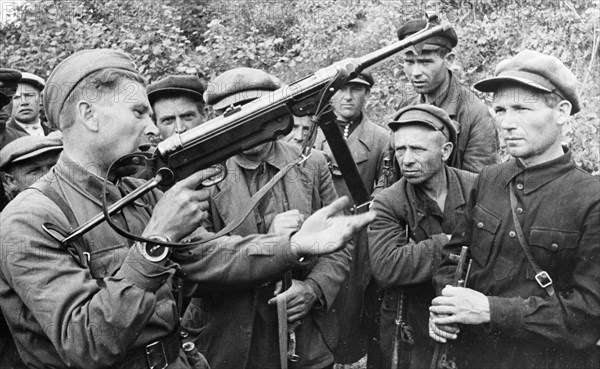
[88,244,129,279]
[471,204,501,267]
[526,228,580,280]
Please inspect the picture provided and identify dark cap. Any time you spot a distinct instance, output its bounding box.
[474,49,580,115]
[19,72,46,92]
[44,49,139,129]
[347,71,375,88]
[147,75,206,105]
[204,68,281,111]
[0,68,23,107]
[397,19,458,54]
[388,104,457,146]
[0,131,63,171]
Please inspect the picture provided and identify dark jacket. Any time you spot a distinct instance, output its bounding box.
[0,154,306,369]
[182,141,348,369]
[314,116,391,363]
[5,117,55,137]
[434,151,600,368]
[368,166,476,369]
[398,71,499,173]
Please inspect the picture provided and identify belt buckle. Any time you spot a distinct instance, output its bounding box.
[535,271,553,289]
[145,340,168,369]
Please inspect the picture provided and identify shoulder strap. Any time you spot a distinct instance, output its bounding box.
[197,159,299,243]
[508,181,554,297]
[31,180,90,268]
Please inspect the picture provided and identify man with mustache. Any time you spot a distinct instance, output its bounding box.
[429,50,600,368]
[396,19,498,173]
[368,104,476,369]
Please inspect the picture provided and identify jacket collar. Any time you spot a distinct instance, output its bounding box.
[501,148,575,194]
[418,70,459,118]
[53,153,127,207]
[407,165,467,223]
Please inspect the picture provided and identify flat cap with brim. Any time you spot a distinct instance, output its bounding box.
[474,49,580,115]
[20,72,46,91]
[0,132,63,171]
[397,19,457,54]
[347,70,375,88]
[204,68,281,111]
[44,49,138,128]
[147,75,207,105]
[0,68,23,107]
[388,104,457,146]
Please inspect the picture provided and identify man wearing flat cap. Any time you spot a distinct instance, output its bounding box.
[396,19,498,173]
[367,104,476,369]
[147,74,208,140]
[182,67,349,369]
[0,132,62,205]
[0,50,373,369]
[429,50,600,368]
[313,71,390,366]
[5,72,55,139]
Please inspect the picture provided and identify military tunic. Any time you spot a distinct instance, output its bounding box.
[0,154,306,369]
[434,150,600,368]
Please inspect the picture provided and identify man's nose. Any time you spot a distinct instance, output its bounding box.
[174,118,187,134]
[293,127,304,142]
[410,65,423,78]
[402,150,416,165]
[144,116,160,137]
[499,111,517,132]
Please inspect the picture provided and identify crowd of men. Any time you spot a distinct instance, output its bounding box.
[0,17,598,369]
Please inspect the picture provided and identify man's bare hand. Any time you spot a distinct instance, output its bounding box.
[430,286,491,326]
[268,279,317,323]
[268,210,305,235]
[143,167,221,242]
[428,312,460,343]
[290,196,375,256]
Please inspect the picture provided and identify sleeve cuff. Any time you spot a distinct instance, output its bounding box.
[304,278,325,309]
[488,296,524,337]
[117,246,174,292]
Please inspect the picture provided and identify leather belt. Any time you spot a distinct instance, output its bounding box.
[118,328,181,369]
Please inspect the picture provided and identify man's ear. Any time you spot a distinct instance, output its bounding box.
[77,100,99,132]
[2,172,17,200]
[444,52,456,68]
[441,141,454,162]
[555,100,572,126]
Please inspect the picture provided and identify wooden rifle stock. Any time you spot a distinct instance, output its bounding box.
[430,246,471,369]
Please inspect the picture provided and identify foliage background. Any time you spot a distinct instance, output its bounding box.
[1,0,598,173]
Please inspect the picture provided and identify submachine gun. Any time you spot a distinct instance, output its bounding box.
[45,12,450,249]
